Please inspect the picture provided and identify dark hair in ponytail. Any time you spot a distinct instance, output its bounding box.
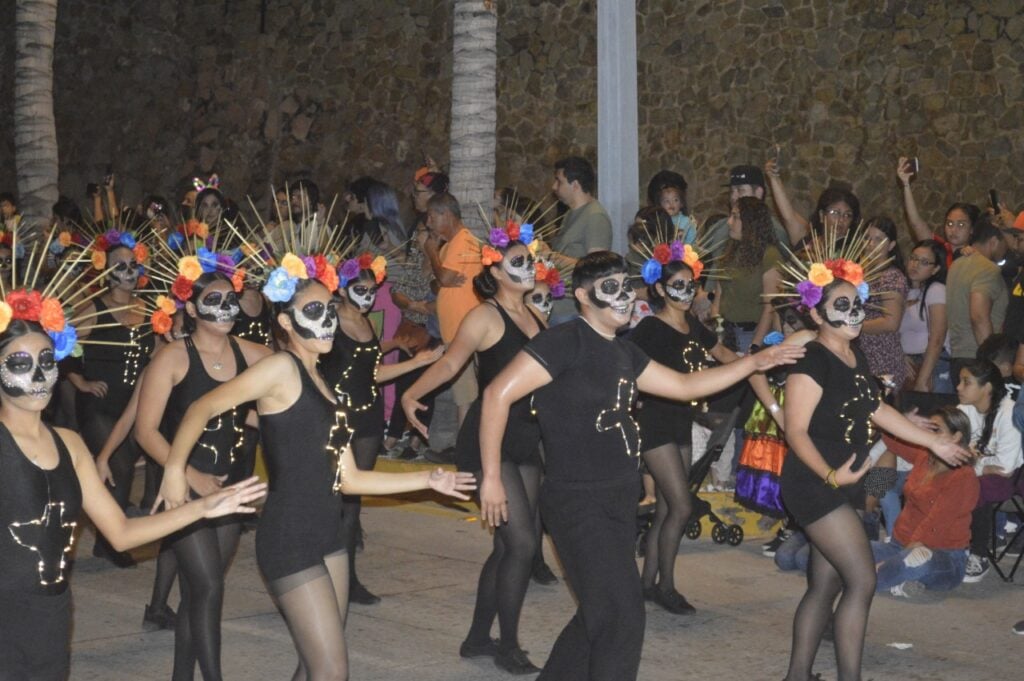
[647,260,694,312]
[471,240,526,300]
[962,359,1005,455]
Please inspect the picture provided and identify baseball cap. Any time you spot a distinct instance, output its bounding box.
[724,165,766,189]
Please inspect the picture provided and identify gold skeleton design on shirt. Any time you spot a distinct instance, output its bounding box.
[9,501,77,586]
[595,378,642,457]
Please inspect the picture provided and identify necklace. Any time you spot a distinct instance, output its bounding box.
[202,339,230,371]
[580,316,616,340]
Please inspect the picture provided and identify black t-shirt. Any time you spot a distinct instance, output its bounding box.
[525,318,651,484]
[1004,270,1024,344]
[790,341,881,447]
[628,314,718,412]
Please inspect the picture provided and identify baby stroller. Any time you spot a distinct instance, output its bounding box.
[637,407,744,553]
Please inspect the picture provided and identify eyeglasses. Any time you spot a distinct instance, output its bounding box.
[945,220,971,230]
[908,256,936,266]
[826,209,854,220]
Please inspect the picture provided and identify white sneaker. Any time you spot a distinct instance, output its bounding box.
[963,553,990,583]
[889,581,925,598]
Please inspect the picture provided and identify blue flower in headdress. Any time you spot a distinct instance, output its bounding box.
[519,223,535,245]
[762,331,785,346]
[641,258,662,285]
[262,267,297,302]
[857,282,870,302]
[119,233,137,249]
[197,247,218,273]
[48,325,79,361]
[168,232,185,250]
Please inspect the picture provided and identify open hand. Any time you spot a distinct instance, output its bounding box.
[751,344,805,371]
[96,456,114,487]
[834,453,873,486]
[930,439,973,467]
[415,345,444,367]
[200,477,267,518]
[401,394,430,440]
[153,467,189,512]
[427,468,476,500]
[896,157,915,185]
[80,379,109,398]
[186,466,227,497]
[479,476,508,527]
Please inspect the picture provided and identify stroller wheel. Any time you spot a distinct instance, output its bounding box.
[711,523,729,544]
[727,524,744,546]
[685,520,702,540]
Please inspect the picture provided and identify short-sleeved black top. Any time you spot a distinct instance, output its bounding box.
[790,341,881,448]
[524,318,651,484]
[628,314,717,414]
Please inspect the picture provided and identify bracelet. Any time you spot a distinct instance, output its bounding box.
[824,468,839,489]
[768,403,781,415]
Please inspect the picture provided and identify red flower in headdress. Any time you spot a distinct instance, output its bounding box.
[653,243,672,265]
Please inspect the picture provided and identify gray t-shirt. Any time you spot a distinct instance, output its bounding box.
[946,252,1008,358]
[551,200,613,318]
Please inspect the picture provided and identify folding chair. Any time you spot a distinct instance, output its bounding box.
[988,466,1024,582]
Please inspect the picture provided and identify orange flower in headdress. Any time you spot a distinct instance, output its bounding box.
[481,245,503,266]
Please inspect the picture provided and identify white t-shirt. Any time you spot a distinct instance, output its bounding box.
[959,397,1023,475]
[900,282,947,356]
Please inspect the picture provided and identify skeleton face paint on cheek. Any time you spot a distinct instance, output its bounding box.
[0,349,58,399]
[196,290,240,324]
[529,291,553,316]
[289,301,338,340]
[664,278,696,304]
[823,294,866,329]
[347,283,378,312]
[109,259,140,287]
[502,253,535,285]
[588,276,636,315]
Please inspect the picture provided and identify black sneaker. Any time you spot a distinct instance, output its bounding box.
[142,603,177,631]
[963,553,990,583]
[397,445,421,461]
[459,637,499,659]
[1012,619,1024,635]
[531,560,558,585]
[762,528,792,557]
[494,646,541,675]
[349,580,381,605]
[424,446,456,465]
[652,588,696,615]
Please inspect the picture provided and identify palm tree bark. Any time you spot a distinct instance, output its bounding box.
[449,0,497,235]
[14,0,60,223]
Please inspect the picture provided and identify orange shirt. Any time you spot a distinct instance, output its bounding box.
[437,227,483,344]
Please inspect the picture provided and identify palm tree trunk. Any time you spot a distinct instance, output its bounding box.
[449,0,497,235]
[14,0,60,224]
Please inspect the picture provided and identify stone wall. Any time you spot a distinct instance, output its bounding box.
[1,0,1022,233]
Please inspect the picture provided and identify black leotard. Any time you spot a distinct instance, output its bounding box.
[160,337,249,478]
[231,296,272,346]
[77,298,154,419]
[320,325,384,437]
[454,301,543,472]
[0,424,81,596]
[255,353,353,582]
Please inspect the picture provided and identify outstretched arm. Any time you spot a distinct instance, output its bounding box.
[897,157,933,242]
[872,402,972,467]
[765,159,809,246]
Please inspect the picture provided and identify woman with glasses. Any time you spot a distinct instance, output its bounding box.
[858,217,909,391]
[900,239,951,393]
[897,157,981,267]
[764,158,861,249]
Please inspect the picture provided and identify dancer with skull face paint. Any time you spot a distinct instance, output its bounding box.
[480,251,806,681]
[134,265,272,681]
[67,229,159,567]
[321,252,443,605]
[157,244,475,681]
[0,250,266,681]
[629,237,784,615]
[402,226,548,674]
[774,234,972,681]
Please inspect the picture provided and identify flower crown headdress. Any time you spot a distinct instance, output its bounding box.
[47,229,90,257]
[475,194,562,267]
[83,214,153,288]
[532,257,568,299]
[0,231,140,360]
[768,222,891,310]
[0,229,26,259]
[630,216,720,286]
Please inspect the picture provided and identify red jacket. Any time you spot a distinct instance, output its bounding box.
[882,434,980,550]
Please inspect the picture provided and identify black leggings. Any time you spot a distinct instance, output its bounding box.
[386,351,441,440]
[785,504,876,681]
[341,432,382,588]
[640,442,693,594]
[169,519,242,681]
[465,461,541,650]
[78,409,143,509]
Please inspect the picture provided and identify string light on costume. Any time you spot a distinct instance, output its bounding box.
[327,406,355,493]
[680,339,714,407]
[8,501,77,586]
[194,407,246,466]
[838,372,881,445]
[123,325,144,387]
[595,378,642,458]
[332,344,383,413]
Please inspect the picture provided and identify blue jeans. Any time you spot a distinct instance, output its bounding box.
[774,530,809,572]
[932,353,954,394]
[879,470,911,538]
[870,540,967,591]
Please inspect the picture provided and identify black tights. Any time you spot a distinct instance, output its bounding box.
[640,443,692,594]
[170,519,242,681]
[79,410,143,509]
[341,434,382,588]
[785,504,876,681]
[270,552,350,681]
[465,462,541,650]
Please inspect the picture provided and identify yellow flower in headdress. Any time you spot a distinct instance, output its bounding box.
[281,253,309,279]
[370,256,387,284]
[91,251,107,271]
[155,295,178,315]
[807,263,834,287]
[178,256,203,281]
[0,301,11,334]
[58,231,72,248]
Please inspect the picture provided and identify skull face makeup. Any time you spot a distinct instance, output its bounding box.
[195,289,240,324]
[0,349,58,399]
[588,275,636,315]
[346,282,378,313]
[108,258,140,288]
[528,291,553,317]
[822,294,866,329]
[289,300,338,340]
[663,277,697,305]
[502,252,535,286]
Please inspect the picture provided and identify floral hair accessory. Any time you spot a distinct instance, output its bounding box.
[533,257,568,299]
[762,331,785,346]
[336,252,388,288]
[639,239,707,285]
[770,222,889,313]
[481,245,503,266]
[48,230,89,256]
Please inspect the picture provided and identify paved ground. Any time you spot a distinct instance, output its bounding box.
[68,488,1022,681]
